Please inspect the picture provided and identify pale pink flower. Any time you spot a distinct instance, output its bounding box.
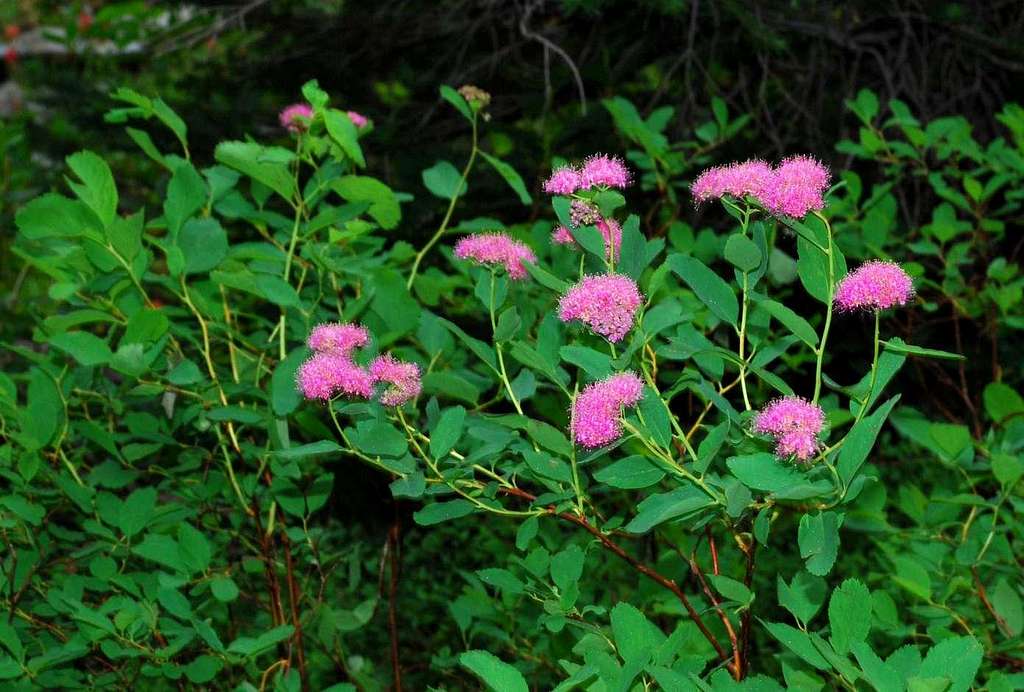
[834,261,914,312]
[279,103,314,133]
[550,218,623,260]
[762,155,830,218]
[370,354,422,406]
[580,154,631,189]
[551,225,575,245]
[297,352,374,401]
[346,110,369,128]
[544,166,582,195]
[752,396,826,462]
[454,233,537,280]
[558,274,642,342]
[307,323,370,356]
[570,372,644,448]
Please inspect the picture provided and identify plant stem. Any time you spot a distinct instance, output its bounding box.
[853,311,881,425]
[812,212,836,403]
[407,114,478,289]
[490,270,524,415]
[738,271,752,411]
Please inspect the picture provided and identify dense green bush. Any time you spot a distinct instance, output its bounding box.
[0,72,1021,692]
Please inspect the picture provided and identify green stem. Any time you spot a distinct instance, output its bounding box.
[812,212,836,404]
[490,270,524,415]
[852,311,881,425]
[407,114,478,289]
[738,271,752,411]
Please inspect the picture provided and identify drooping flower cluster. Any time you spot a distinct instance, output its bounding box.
[454,233,537,280]
[297,322,421,406]
[551,217,622,260]
[752,396,826,462]
[558,274,643,343]
[691,155,831,218]
[570,372,645,448]
[279,103,314,133]
[542,154,631,196]
[834,261,914,312]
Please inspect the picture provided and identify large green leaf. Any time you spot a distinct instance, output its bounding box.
[65,150,118,228]
[828,579,872,654]
[459,651,528,692]
[668,254,739,326]
[836,395,900,486]
[422,160,467,200]
[214,141,296,201]
[331,176,401,229]
[479,152,531,204]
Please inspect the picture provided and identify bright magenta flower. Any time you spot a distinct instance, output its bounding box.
[692,160,774,203]
[279,103,314,133]
[307,323,370,355]
[544,166,582,195]
[454,233,537,280]
[762,155,831,218]
[581,154,631,189]
[370,354,421,406]
[297,352,374,401]
[835,261,914,312]
[558,274,642,342]
[570,372,644,448]
[346,110,369,128]
[550,218,623,260]
[752,396,825,461]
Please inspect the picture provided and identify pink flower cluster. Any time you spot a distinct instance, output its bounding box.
[571,372,644,448]
[834,261,914,312]
[297,322,421,406]
[279,103,314,133]
[542,154,631,195]
[558,274,643,343]
[752,396,826,462]
[346,110,369,128]
[551,217,623,260]
[692,155,831,218]
[454,233,537,280]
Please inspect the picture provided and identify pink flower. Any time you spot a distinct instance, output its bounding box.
[762,155,830,218]
[454,233,537,280]
[544,166,582,195]
[559,274,642,342]
[297,352,374,401]
[550,218,623,260]
[752,396,825,462]
[307,323,370,356]
[692,160,774,204]
[551,225,575,245]
[580,154,631,189]
[370,354,422,406]
[570,372,644,448]
[346,110,369,128]
[279,103,314,133]
[834,261,914,312]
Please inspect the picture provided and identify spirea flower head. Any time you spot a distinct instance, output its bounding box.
[454,233,537,280]
[752,396,826,462]
[570,372,644,448]
[550,218,623,260]
[307,322,370,355]
[581,154,631,189]
[569,200,601,228]
[763,155,831,218]
[346,111,369,128]
[297,352,374,401]
[692,160,774,204]
[544,166,582,196]
[834,261,914,312]
[279,103,314,133]
[370,354,422,406]
[558,274,643,342]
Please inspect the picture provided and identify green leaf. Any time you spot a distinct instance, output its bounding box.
[168,360,203,385]
[523,260,569,292]
[430,406,466,459]
[707,575,753,604]
[422,160,467,200]
[851,642,903,692]
[828,579,872,654]
[438,317,497,371]
[184,655,222,684]
[559,345,612,379]
[164,161,207,237]
[983,382,1024,423]
[778,571,827,626]
[593,455,665,489]
[919,637,983,692]
[480,152,531,205]
[119,487,156,537]
[227,625,296,657]
[272,348,307,416]
[625,486,712,534]
[794,215,846,304]
[331,176,401,229]
[724,233,762,272]
[66,150,118,228]
[176,218,227,275]
[760,620,830,670]
[413,499,476,526]
[271,441,343,460]
[440,85,473,121]
[882,340,964,361]
[991,579,1023,636]
[477,568,525,595]
[210,577,240,602]
[49,331,112,367]
[727,453,810,493]
[837,396,900,486]
[178,523,212,573]
[15,193,100,240]
[324,109,366,167]
[611,603,665,664]
[459,651,528,692]
[550,545,585,592]
[668,254,739,326]
[638,388,672,448]
[752,295,818,348]
[893,556,931,600]
[132,534,186,572]
[798,511,841,576]
[256,274,301,308]
[215,141,296,201]
[22,369,61,451]
[107,210,144,261]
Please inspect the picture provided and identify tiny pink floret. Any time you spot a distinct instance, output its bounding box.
[835,261,914,312]
[558,274,643,343]
[570,372,644,448]
[752,396,826,462]
[544,166,582,195]
[307,322,370,355]
[279,103,314,133]
[581,154,631,189]
[370,354,422,406]
[454,232,537,280]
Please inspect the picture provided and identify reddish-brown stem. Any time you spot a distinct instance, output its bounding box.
[707,527,721,576]
[740,540,758,678]
[388,514,403,692]
[500,486,733,671]
[281,534,309,690]
[690,539,741,679]
[972,567,1012,637]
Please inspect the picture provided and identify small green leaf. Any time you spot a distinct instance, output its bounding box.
[828,578,872,654]
[66,150,118,228]
[324,109,366,167]
[724,233,762,272]
[49,331,113,367]
[480,152,531,204]
[882,340,964,361]
[430,406,466,459]
[422,160,467,200]
[983,382,1024,423]
[413,500,476,526]
[440,85,473,121]
[611,602,665,664]
[176,218,227,275]
[459,651,528,692]
[668,254,739,326]
[798,511,841,576]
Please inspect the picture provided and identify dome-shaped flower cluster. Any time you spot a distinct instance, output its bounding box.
[279,104,314,133]
[570,372,645,448]
[752,396,826,462]
[454,233,537,280]
[692,155,831,218]
[835,261,914,312]
[542,154,631,196]
[558,274,643,343]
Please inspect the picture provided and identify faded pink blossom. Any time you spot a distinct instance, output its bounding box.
[834,261,914,312]
[279,103,314,133]
[550,218,623,260]
[752,396,826,462]
[307,323,370,355]
[762,155,831,218]
[570,372,644,448]
[297,352,374,401]
[544,166,582,195]
[559,274,643,342]
[370,354,422,406]
[580,154,631,189]
[454,232,537,280]
[346,110,369,128]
